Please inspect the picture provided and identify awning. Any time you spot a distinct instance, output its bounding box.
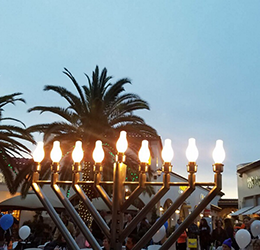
[0,191,64,211]
[241,205,260,215]
[230,206,253,216]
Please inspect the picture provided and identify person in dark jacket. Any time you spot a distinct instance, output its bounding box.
[224,218,239,250]
[211,219,228,248]
[199,218,211,250]
[187,221,199,250]
[91,210,107,246]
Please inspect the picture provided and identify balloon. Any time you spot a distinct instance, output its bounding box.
[251,220,260,237]
[152,225,166,243]
[19,225,31,240]
[235,229,251,249]
[0,214,14,230]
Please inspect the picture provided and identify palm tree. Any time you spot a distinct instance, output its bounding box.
[0,93,35,194]
[28,66,159,221]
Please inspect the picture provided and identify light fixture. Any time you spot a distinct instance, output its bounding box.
[92,140,105,163]
[116,131,128,153]
[212,140,225,164]
[33,141,45,163]
[50,141,62,163]
[72,141,84,163]
[161,139,174,163]
[186,138,199,162]
[138,140,150,163]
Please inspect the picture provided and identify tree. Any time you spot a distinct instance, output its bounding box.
[0,93,35,194]
[28,66,159,222]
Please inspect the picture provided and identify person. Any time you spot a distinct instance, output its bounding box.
[175,218,182,230]
[75,227,86,249]
[91,210,107,246]
[5,210,19,247]
[175,219,182,250]
[32,215,45,246]
[243,216,254,239]
[224,218,238,250]
[44,237,67,250]
[137,217,151,238]
[243,216,251,230]
[101,237,110,250]
[234,222,242,234]
[44,212,76,250]
[125,234,138,250]
[124,213,137,235]
[187,221,199,250]
[252,239,260,250]
[177,229,187,250]
[211,219,228,248]
[221,238,233,250]
[199,218,211,250]
[53,212,76,241]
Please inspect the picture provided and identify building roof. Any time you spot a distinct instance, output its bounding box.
[237,160,260,177]
[218,198,238,208]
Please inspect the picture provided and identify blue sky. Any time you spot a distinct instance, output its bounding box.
[1,1,260,198]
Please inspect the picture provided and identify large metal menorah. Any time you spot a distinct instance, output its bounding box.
[31,131,225,250]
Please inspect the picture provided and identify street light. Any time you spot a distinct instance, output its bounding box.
[32,133,224,250]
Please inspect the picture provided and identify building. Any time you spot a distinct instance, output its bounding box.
[230,160,260,218]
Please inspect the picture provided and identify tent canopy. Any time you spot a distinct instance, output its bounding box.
[0,192,64,211]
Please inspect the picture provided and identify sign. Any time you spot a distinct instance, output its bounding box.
[204,209,211,216]
[247,176,260,189]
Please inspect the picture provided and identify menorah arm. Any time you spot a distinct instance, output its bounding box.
[72,172,110,239]
[31,175,80,250]
[120,172,171,241]
[160,173,222,250]
[132,173,196,250]
[93,171,112,209]
[121,172,146,212]
[51,173,102,250]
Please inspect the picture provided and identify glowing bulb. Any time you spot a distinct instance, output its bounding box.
[186,138,199,162]
[116,131,128,153]
[161,139,174,163]
[33,141,45,163]
[138,140,150,163]
[92,140,105,163]
[50,141,62,163]
[212,140,225,164]
[72,141,84,163]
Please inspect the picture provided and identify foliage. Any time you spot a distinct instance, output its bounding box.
[0,93,35,194]
[27,66,159,218]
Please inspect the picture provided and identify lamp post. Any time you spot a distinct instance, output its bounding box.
[32,132,225,250]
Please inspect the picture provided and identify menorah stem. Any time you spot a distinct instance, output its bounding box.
[110,161,126,250]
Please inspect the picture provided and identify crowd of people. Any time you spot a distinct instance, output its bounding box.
[175,216,260,250]
[1,209,260,250]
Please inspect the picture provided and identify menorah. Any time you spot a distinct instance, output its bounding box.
[31,131,225,250]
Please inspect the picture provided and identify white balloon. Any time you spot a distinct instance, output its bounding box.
[251,220,260,237]
[19,225,31,240]
[152,225,166,243]
[235,229,251,249]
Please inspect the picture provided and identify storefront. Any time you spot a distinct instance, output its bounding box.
[231,160,260,218]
